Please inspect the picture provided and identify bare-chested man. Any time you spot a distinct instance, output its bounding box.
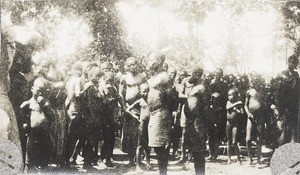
[244,74,266,165]
[147,54,173,175]
[183,67,208,175]
[119,57,147,167]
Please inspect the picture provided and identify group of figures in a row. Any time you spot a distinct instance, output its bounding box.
[1,27,300,175]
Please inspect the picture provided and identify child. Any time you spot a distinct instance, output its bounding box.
[20,80,55,171]
[99,71,124,167]
[126,83,151,171]
[226,87,244,165]
[205,92,223,162]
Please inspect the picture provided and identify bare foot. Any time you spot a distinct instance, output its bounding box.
[175,159,185,165]
[227,159,231,165]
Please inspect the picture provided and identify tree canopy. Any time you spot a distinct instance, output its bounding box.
[2,0,300,77]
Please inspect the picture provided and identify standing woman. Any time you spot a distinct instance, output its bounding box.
[32,59,66,166]
[47,63,68,167]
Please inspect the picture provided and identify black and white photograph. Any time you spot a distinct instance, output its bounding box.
[1,0,300,174]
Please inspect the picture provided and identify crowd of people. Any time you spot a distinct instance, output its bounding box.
[2,26,300,175]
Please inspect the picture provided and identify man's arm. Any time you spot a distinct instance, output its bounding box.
[125,99,141,122]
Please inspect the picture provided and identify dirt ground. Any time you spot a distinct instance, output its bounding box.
[20,137,272,175]
[21,146,271,175]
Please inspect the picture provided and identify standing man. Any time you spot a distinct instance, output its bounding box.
[119,57,147,167]
[184,67,208,175]
[277,55,299,144]
[147,54,173,175]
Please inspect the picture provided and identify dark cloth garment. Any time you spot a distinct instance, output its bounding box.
[184,116,206,152]
[101,125,115,160]
[100,84,119,128]
[81,124,98,165]
[99,84,119,160]
[8,72,32,162]
[50,107,67,164]
[184,99,207,152]
[67,114,85,135]
[26,127,51,167]
[80,82,103,127]
[80,82,103,165]
[277,70,299,116]
[121,112,139,153]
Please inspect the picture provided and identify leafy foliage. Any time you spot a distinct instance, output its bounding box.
[2,0,133,65]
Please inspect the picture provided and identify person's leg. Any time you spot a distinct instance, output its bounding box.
[142,120,151,168]
[246,118,253,164]
[226,121,232,164]
[71,136,86,163]
[154,147,168,175]
[277,119,285,146]
[65,133,78,164]
[257,123,264,165]
[106,126,115,167]
[101,127,108,161]
[291,117,298,143]
[207,128,214,160]
[176,127,186,164]
[232,126,241,165]
[212,126,219,161]
[172,125,181,157]
[136,123,144,169]
[143,145,151,169]
[127,118,138,167]
[82,126,95,168]
[40,128,51,169]
[193,151,205,175]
